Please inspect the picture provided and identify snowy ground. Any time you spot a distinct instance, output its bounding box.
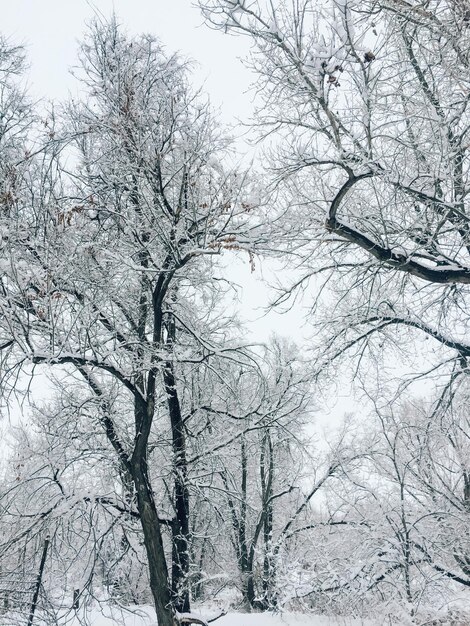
[1,605,375,626]
[73,607,370,625]
[63,606,373,626]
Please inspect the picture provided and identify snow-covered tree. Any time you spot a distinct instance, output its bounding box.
[199,0,470,396]
[0,19,262,626]
[190,339,316,609]
[196,8,470,617]
[291,396,470,621]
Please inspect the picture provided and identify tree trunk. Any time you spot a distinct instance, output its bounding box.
[164,359,191,613]
[238,439,254,608]
[261,434,275,609]
[133,460,176,626]
[27,537,50,626]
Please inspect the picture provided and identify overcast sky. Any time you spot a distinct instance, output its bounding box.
[0,1,353,440]
[2,1,254,120]
[1,0,306,334]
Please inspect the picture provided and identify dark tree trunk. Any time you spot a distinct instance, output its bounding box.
[238,439,254,608]
[27,537,49,626]
[244,432,276,611]
[79,368,176,624]
[132,458,175,626]
[190,535,208,601]
[221,437,253,609]
[131,392,176,626]
[164,359,191,613]
[72,589,80,610]
[261,434,275,609]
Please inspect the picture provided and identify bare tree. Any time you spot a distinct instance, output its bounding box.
[174,338,354,611]
[211,340,314,609]
[0,18,261,626]
[199,0,470,391]
[289,396,470,621]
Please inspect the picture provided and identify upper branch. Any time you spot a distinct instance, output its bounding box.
[326,176,470,285]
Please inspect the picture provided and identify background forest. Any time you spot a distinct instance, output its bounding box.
[0,1,470,625]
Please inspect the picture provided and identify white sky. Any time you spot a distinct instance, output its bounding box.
[2,1,253,117]
[1,0,313,339]
[0,2,443,473]
[0,1,355,450]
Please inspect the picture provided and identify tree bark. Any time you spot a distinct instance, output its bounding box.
[132,457,175,626]
[164,359,191,613]
[261,434,275,609]
[129,387,176,626]
[27,537,49,626]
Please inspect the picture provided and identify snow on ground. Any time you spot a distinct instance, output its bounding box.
[1,605,375,626]
[68,606,372,626]
[216,613,371,626]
